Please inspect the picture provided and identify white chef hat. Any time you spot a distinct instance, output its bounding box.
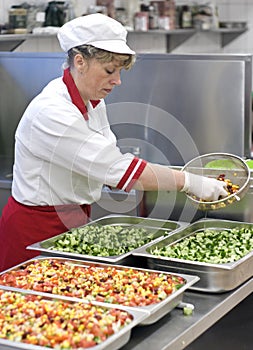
[57,13,135,55]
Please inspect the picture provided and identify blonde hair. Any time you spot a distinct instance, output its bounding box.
[66,45,135,70]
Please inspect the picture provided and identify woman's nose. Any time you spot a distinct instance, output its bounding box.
[111,72,121,85]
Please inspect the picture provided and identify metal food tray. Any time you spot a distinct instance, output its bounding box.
[133,219,253,293]
[27,215,186,264]
[0,285,147,350]
[0,256,199,325]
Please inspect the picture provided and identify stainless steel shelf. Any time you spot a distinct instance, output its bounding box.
[0,27,247,52]
[0,34,27,51]
[128,27,248,52]
[128,29,196,52]
[210,27,248,47]
[0,33,55,51]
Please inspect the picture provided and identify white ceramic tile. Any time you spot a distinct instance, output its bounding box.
[0,0,4,24]
[127,32,167,53]
[229,4,248,20]
[14,38,38,52]
[173,32,220,54]
[74,0,97,16]
[218,4,230,20]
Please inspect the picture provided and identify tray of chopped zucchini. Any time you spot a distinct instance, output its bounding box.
[27,215,186,263]
[133,219,253,293]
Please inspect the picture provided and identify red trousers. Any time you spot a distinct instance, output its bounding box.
[0,196,91,272]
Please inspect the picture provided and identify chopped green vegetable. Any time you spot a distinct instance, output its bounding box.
[183,307,193,316]
[51,224,156,256]
[150,227,253,264]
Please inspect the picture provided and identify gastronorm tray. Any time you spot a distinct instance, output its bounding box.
[27,215,186,264]
[0,286,147,350]
[133,219,253,293]
[0,257,199,325]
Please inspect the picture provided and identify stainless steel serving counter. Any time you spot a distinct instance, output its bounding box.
[121,277,253,350]
[1,157,253,349]
[31,253,250,350]
[0,283,252,350]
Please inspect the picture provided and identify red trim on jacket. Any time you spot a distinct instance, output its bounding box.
[125,159,147,192]
[117,158,147,191]
[62,68,100,120]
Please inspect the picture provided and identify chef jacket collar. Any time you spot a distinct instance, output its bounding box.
[62,68,100,120]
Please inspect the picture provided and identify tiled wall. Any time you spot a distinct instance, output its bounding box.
[0,0,253,55]
[174,0,253,54]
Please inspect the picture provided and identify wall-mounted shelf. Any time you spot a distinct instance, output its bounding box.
[128,29,196,52]
[0,34,27,51]
[165,29,196,52]
[0,27,248,52]
[211,27,248,47]
[128,27,248,52]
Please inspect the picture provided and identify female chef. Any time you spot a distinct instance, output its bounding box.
[0,14,227,271]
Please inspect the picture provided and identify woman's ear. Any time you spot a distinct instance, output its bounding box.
[74,53,86,72]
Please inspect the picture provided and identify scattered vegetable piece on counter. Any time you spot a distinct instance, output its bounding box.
[177,302,195,316]
[150,227,253,264]
[183,307,194,316]
[50,224,157,256]
[0,289,133,349]
[0,259,186,306]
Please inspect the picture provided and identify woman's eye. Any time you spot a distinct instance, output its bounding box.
[106,69,114,74]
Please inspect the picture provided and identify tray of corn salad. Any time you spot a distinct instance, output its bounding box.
[0,286,147,350]
[0,257,199,325]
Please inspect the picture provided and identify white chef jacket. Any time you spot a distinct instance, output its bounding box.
[12,68,147,206]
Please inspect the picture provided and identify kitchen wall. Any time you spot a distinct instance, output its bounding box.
[174,0,253,54]
[0,0,252,55]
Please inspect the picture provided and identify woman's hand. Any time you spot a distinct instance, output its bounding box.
[182,171,228,201]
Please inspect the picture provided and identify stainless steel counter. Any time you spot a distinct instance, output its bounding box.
[121,277,253,350]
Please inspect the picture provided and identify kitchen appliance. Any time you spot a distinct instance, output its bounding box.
[44,1,66,27]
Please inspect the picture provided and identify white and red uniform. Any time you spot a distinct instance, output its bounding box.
[0,68,146,271]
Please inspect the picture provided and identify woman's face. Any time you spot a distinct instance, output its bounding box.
[74,56,123,103]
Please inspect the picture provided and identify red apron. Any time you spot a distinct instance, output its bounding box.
[0,196,91,272]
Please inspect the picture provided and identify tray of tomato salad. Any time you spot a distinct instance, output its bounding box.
[0,286,147,350]
[0,257,199,325]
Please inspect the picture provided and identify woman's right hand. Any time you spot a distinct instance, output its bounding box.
[182,171,228,201]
